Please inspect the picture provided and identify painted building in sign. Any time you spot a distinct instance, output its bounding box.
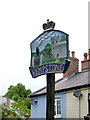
[30,50,90,119]
[51,36,67,59]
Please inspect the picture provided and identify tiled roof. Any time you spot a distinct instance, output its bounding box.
[30,70,90,97]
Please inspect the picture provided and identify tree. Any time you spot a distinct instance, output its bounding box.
[24,96,31,109]
[4,83,31,101]
[3,83,32,118]
[11,99,30,118]
[1,103,17,118]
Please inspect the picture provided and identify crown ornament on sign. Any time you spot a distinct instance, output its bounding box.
[43,19,55,31]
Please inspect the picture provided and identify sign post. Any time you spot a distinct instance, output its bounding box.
[29,20,70,119]
[46,73,55,120]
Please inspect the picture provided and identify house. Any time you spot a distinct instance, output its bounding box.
[30,50,90,119]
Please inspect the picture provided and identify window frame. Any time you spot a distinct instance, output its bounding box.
[54,98,61,118]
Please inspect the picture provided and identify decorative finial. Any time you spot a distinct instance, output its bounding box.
[43,19,55,32]
[47,19,49,24]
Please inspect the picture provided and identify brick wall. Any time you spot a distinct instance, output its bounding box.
[63,51,79,78]
[81,50,90,71]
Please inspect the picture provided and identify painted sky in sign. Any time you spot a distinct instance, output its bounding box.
[30,31,66,53]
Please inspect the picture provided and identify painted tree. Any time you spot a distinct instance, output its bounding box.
[60,35,66,42]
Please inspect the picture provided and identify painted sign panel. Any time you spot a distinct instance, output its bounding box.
[29,30,69,78]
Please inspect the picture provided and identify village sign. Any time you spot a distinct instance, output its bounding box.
[29,20,70,78]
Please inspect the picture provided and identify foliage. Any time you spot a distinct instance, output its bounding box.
[4,83,31,101]
[24,96,31,109]
[42,44,53,64]
[60,35,66,42]
[11,99,30,118]
[3,83,32,118]
[2,103,17,118]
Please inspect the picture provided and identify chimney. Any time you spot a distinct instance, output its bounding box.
[84,53,87,61]
[7,98,10,108]
[81,49,90,71]
[63,51,79,78]
[71,51,75,58]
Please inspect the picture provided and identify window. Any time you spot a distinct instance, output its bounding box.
[57,54,59,58]
[54,98,61,118]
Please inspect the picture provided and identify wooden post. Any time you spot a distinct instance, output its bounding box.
[46,73,55,120]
